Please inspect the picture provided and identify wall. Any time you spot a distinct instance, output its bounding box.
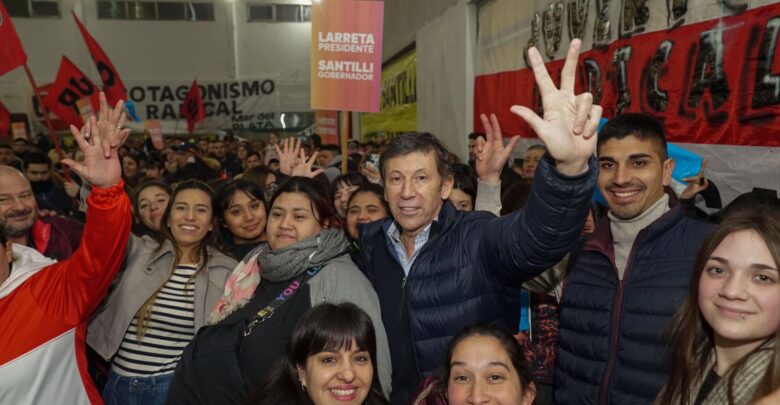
[416,0,476,160]
[0,0,313,130]
[382,0,460,61]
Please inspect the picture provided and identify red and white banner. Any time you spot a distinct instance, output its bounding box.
[316,110,340,145]
[474,3,780,148]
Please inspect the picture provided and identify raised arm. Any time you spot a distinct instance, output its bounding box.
[511,39,601,176]
[478,40,599,285]
[473,113,517,215]
[29,93,133,323]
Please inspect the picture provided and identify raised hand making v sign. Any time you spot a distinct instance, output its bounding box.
[474,39,600,186]
[512,39,602,176]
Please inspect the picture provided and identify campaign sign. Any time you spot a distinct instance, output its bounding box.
[311,0,384,112]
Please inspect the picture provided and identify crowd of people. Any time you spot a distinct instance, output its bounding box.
[1,40,779,405]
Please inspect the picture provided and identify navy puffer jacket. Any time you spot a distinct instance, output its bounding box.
[554,204,714,405]
[359,156,598,404]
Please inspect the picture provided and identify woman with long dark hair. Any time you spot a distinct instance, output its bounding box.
[217,180,268,260]
[412,323,536,405]
[655,210,780,405]
[88,180,238,405]
[122,153,144,190]
[167,177,390,404]
[345,183,390,242]
[242,165,278,201]
[332,172,368,221]
[247,302,389,405]
[449,169,477,212]
[132,179,171,238]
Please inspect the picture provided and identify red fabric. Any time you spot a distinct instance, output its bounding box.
[41,57,100,128]
[36,84,71,131]
[31,218,52,255]
[0,183,131,404]
[0,101,10,137]
[72,12,128,106]
[181,79,205,135]
[473,2,780,147]
[0,2,27,76]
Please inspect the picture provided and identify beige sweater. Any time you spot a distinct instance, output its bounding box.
[609,194,670,280]
[655,340,775,405]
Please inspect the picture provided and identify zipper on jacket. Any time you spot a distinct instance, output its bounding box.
[597,229,646,405]
[598,277,625,405]
[398,232,442,381]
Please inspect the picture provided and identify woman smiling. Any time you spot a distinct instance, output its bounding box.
[248,303,390,405]
[655,210,780,405]
[218,180,268,260]
[166,177,390,404]
[88,180,238,405]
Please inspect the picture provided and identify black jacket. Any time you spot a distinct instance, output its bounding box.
[554,203,714,405]
[359,155,598,404]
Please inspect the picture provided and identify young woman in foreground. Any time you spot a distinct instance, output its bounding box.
[413,323,536,405]
[248,302,389,405]
[655,210,780,405]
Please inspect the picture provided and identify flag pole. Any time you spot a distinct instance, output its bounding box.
[340,110,349,174]
[22,63,71,181]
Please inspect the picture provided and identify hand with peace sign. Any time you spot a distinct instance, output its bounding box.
[511,39,602,176]
[60,92,130,188]
[475,113,521,184]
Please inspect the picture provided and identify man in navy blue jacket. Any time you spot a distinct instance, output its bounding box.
[554,114,715,404]
[359,39,602,403]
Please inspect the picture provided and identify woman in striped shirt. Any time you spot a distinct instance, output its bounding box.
[88,179,238,405]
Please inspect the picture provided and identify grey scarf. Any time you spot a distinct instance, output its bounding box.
[258,228,349,282]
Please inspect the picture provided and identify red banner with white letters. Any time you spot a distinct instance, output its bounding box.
[474,2,780,147]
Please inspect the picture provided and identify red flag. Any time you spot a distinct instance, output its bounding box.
[72,12,128,105]
[0,102,10,137]
[180,80,205,135]
[0,2,27,76]
[35,84,70,131]
[42,56,100,128]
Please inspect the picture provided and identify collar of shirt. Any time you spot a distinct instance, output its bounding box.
[385,221,434,277]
